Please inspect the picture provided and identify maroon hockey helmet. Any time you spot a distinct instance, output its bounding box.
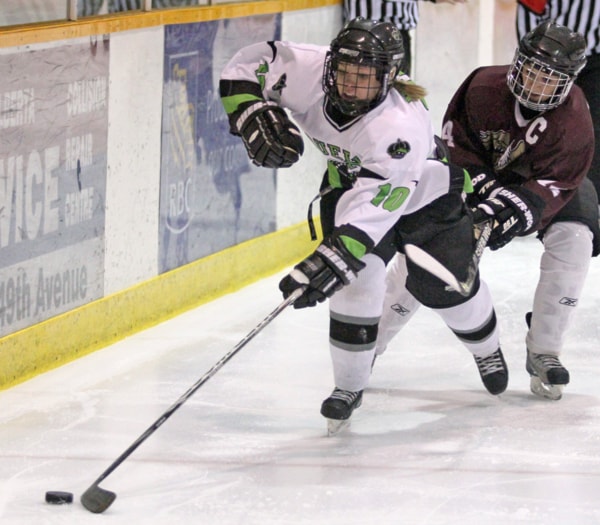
[507,20,587,111]
[323,17,405,116]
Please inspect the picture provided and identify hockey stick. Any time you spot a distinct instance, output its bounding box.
[404,220,493,297]
[307,185,334,241]
[80,288,303,514]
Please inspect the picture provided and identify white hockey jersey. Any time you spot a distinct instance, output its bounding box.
[221,40,450,250]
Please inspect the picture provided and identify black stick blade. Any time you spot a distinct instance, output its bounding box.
[81,484,117,513]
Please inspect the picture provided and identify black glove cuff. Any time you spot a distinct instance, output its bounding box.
[235,101,280,134]
[494,186,541,234]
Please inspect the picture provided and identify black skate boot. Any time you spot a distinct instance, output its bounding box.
[473,348,508,395]
[320,388,363,435]
[525,312,569,400]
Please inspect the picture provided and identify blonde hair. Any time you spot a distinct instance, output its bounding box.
[393,79,428,102]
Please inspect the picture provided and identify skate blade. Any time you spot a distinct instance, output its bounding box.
[530,376,564,400]
[326,418,351,436]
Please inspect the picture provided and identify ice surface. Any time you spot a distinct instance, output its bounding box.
[1,236,599,524]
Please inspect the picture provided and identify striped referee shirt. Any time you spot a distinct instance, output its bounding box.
[516,0,600,56]
[344,0,430,31]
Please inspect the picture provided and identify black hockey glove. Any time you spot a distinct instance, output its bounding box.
[467,167,502,201]
[234,101,304,168]
[279,235,366,309]
[472,186,540,250]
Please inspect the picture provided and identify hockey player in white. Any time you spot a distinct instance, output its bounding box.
[220,18,507,433]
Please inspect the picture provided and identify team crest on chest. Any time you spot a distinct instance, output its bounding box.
[387,139,411,159]
[480,129,526,170]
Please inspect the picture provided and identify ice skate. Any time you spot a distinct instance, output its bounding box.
[525,312,569,400]
[526,350,569,400]
[320,388,363,436]
[473,348,508,395]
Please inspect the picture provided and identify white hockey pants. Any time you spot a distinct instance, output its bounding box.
[526,221,593,356]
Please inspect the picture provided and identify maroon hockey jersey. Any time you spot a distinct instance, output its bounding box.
[441,65,594,230]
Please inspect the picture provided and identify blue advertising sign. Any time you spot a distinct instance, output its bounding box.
[160,16,282,273]
[0,37,109,336]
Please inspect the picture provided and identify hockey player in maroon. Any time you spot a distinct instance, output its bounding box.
[220,18,507,433]
[378,21,599,400]
[516,0,600,200]
[450,20,600,400]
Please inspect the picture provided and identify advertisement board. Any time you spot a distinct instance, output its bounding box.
[0,38,109,336]
[160,16,281,272]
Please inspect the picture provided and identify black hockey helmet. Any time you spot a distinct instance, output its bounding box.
[507,20,587,111]
[323,17,405,116]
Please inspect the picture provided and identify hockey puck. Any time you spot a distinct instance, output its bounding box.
[45,491,73,504]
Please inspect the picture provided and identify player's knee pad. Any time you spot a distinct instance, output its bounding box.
[329,254,384,352]
[330,312,379,350]
[541,221,593,273]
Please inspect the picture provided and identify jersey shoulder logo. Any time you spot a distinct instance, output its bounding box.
[387,139,411,159]
[272,73,287,94]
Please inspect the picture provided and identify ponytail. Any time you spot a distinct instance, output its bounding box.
[393,79,428,102]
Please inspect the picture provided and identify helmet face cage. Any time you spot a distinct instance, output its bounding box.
[507,50,574,111]
[507,21,587,112]
[323,19,404,117]
[323,51,393,116]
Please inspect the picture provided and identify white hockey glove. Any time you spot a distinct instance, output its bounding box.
[279,235,366,309]
[472,186,541,250]
[234,101,304,169]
